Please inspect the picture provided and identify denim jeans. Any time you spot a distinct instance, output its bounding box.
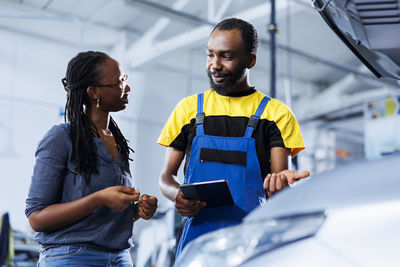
[38,245,133,266]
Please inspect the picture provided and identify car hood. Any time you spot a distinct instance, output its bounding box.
[313,0,400,80]
[245,155,400,222]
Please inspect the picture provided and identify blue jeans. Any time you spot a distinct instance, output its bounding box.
[38,245,133,266]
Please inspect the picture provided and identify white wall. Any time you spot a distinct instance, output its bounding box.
[0,28,81,231]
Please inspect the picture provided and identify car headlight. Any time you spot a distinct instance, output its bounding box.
[175,211,326,267]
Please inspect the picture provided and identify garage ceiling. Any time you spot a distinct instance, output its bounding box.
[0,0,398,120]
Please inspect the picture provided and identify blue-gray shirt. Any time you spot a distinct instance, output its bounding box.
[25,123,135,251]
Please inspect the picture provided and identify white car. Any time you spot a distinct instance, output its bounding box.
[175,155,400,267]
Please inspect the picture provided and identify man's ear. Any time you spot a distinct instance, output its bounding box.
[247,54,256,69]
[87,86,98,100]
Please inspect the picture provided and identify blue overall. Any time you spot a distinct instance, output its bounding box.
[176,93,270,257]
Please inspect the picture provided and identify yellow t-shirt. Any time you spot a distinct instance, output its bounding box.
[158,89,305,177]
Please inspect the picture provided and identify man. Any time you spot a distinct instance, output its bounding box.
[158,18,309,258]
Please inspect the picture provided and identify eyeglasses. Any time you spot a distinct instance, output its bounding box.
[94,74,129,95]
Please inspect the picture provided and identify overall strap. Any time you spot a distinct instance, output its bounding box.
[196,93,205,136]
[244,96,270,138]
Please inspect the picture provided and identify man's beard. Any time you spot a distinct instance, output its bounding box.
[207,64,247,96]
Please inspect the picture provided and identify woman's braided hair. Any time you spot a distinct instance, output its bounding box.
[62,51,133,185]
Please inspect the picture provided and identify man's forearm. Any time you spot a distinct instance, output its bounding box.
[159,172,180,202]
[159,147,185,202]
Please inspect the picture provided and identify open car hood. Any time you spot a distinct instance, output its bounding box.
[313,0,400,80]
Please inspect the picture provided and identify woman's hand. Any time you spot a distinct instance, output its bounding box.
[136,194,158,220]
[98,186,140,212]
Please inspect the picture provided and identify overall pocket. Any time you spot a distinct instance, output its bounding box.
[200,148,247,166]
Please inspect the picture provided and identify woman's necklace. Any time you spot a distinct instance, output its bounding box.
[99,130,117,147]
[99,129,119,160]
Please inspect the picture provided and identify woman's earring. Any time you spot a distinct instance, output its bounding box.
[96,98,100,109]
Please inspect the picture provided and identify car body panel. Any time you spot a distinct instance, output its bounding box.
[176,156,400,267]
[245,156,400,222]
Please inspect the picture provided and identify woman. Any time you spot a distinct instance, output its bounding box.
[25,51,157,266]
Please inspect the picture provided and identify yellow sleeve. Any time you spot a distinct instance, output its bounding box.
[270,99,305,158]
[157,95,197,147]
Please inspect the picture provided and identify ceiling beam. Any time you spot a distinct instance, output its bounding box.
[0,1,142,41]
[127,0,210,26]
[214,0,232,22]
[125,0,191,63]
[41,0,54,10]
[127,1,300,68]
[125,0,396,86]
[207,0,215,21]
[0,11,75,21]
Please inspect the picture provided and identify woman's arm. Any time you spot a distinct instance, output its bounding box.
[27,125,140,232]
[28,185,140,232]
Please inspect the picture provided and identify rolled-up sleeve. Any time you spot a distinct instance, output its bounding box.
[25,125,69,217]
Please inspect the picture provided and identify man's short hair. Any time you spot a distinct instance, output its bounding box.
[212,18,259,55]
